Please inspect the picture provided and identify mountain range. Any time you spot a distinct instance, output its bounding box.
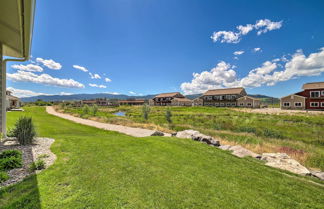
[20,93,279,103]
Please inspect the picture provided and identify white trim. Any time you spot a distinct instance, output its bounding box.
[310,102,319,107]
[294,102,302,107]
[283,102,290,107]
[310,91,320,98]
[321,90,324,96]
[280,94,306,99]
[321,102,324,107]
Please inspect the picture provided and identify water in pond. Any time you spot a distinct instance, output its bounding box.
[113,111,126,116]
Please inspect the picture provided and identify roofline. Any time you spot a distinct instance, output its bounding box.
[280,94,306,99]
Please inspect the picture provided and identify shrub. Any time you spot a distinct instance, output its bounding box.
[165,109,172,124]
[0,150,22,159]
[263,129,283,139]
[91,104,98,116]
[82,105,90,116]
[142,104,150,121]
[11,116,36,145]
[237,126,257,134]
[0,156,23,170]
[30,159,45,171]
[0,171,9,183]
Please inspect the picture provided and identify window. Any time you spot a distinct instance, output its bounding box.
[239,103,244,106]
[322,90,324,96]
[232,103,236,106]
[310,91,320,98]
[215,103,220,107]
[310,102,319,107]
[226,95,231,100]
[247,103,252,106]
[294,102,302,107]
[226,103,231,106]
[321,102,324,107]
[220,103,224,107]
[283,102,290,107]
[231,95,237,100]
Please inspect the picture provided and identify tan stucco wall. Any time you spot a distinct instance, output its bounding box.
[280,95,305,109]
[237,97,260,108]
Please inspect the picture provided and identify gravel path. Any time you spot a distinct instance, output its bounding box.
[46,106,169,137]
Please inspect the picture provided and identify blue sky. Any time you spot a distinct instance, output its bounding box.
[7,0,324,98]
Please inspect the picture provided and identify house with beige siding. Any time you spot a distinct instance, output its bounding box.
[237,96,261,108]
[202,87,247,107]
[280,94,306,110]
[192,97,203,106]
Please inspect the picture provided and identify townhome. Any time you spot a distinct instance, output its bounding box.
[237,96,261,108]
[202,87,247,107]
[280,82,324,110]
[150,92,188,106]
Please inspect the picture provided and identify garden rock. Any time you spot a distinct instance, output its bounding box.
[151,131,164,136]
[261,153,310,176]
[175,130,220,146]
[228,145,260,158]
[218,145,232,150]
[310,171,324,181]
[175,130,200,139]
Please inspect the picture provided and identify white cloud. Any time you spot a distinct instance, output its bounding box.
[7,87,51,98]
[7,70,85,88]
[89,72,101,79]
[11,64,43,72]
[73,65,88,72]
[233,50,244,55]
[36,58,62,70]
[211,19,283,44]
[105,77,112,82]
[89,83,106,88]
[60,92,73,95]
[253,47,261,52]
[105,92,120,95]
[129,91,136,95]
[180,47,324,94]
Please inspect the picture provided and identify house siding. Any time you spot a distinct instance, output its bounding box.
[237,96,260,108]
[296,88,324,110]
[280,95,305,110]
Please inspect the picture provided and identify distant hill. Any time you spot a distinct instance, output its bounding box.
[21,92,279,103]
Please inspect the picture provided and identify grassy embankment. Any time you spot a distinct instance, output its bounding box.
[59,105,324,170]
[0,106,323,208]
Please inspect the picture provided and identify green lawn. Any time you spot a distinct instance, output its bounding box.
[0,107,323,208]
[61,105,324,170]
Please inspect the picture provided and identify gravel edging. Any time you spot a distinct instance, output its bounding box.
[0,137,56,188]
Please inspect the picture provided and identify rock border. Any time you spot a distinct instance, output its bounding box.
[0,137,56,188]
[173,130,324,181]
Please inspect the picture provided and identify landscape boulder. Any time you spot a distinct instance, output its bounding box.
[228,145,260,158]
[151,131,165,136]
[218,145,232,151]
[175,130,220,146]
[261,153,310,176]
[310,170,324,181]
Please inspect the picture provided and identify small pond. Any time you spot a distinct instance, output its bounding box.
[113,111,126,117]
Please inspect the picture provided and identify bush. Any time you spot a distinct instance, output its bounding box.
[0,150,22,159]
[237,126,257,134]
[263,129,283,139]
[82,105,90,116]
[30,159,45,171]
[0,156,23,170]
[0,171,9,183]
[165,109,172,124]
[142,104,150,121]
[91,104,98,116]
[11,116,36,145]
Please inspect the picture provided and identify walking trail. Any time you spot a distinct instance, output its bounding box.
[46,106,169,137]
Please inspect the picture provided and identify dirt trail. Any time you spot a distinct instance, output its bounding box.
[46,106,169,137]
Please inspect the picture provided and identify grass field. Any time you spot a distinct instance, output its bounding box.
[60,105,324,170]
[1,107,323,208]
[0,107,324,209]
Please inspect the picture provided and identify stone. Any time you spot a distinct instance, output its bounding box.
[261,153,310,176]
[218,145,232,150]
[175,130,200,139]
[171,132,177,137]
[310,171,324,181]
[175,130,220,146]
[151,131,164,136]
[210,139,220,147]
[228,145,261,158]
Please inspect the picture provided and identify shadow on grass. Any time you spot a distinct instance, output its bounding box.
[0,140,41,209]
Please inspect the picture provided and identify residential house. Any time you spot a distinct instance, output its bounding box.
[6,90,21,110]
[237,96,261,108]
[281,82,324,110]
[151,92,188,106]
[192,97,203,106]
[76,98,113,107]
[170,97,192,106]
[202,87,247,107]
